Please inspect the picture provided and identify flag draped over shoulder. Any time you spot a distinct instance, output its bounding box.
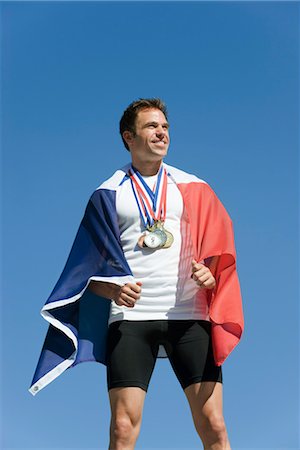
[29,170,135,396]
[177,181,244,366]
[29,164,244,396]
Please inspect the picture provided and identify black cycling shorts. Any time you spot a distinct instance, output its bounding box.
[106,320,222,392]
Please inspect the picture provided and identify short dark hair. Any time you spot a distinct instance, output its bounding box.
[119,98,168,151]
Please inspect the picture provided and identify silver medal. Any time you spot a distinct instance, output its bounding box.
[144,229,167,248]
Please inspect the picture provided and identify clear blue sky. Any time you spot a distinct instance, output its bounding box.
[1,1,299,449]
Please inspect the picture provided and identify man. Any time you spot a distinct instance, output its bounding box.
[30,99,243,450]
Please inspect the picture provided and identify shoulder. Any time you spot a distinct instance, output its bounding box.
[94,163,131,192]
[165,163,221,202]
[164,163,207,185]
[87,164,131,206]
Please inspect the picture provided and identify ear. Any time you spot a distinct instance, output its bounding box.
[122,130,135,146]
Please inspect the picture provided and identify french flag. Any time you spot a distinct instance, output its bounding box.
[29,164,244,395]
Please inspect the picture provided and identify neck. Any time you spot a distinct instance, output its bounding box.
[131,159,163,176]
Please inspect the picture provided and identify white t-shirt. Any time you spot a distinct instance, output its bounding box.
[108,171,209,324]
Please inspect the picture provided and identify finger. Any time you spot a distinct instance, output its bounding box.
[193,267,208,276]
[123,301,134,308]
[119,293,137,306]
[124,300,135,308]
[129,282,142,293]
[198,276,216,289]
[121,284,141,298]
[191,259,199,269]
[195,271,211,284]
[200,279,216,289]
[121,289,140,301]
[115,297,134,307]
[191,259,199,271]
[192,259,205,267]
[192,267,209,280]
[192,262,205,272]
[124,283,142,294]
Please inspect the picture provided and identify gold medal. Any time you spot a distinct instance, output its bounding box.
[162,230,174,248]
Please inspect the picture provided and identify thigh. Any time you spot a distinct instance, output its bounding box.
[184,381,224,424]
[106,320,160,392]
[165,320,222,390]
[109,386,146,424]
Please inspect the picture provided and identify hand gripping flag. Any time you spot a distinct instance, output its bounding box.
[177,180,244,365]
[29,164,244,395]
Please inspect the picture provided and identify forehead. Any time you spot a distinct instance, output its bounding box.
[135,108,168,126]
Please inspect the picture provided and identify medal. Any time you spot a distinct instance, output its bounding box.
[163,230,174,248]
[129,166,174,250]
[144,221,168,248]
[138,221,170,249]
[144,230,165,248]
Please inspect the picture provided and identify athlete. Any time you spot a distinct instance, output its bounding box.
[88,98,240,450]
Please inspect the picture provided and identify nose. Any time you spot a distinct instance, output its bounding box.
[156,126,167,138]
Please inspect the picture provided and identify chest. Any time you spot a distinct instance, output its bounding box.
[116,179,184,233]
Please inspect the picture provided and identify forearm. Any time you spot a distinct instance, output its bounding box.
[88,280,121,301]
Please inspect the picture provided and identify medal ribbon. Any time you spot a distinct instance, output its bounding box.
[129,165,168,229]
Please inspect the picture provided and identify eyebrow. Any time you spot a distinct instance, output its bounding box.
[143,121,170,128]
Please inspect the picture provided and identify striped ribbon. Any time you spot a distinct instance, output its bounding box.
[129,165,168,229]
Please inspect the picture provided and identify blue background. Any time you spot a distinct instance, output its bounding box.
[1,1,299,449]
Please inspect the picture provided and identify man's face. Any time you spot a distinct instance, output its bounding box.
[125,108,170,163]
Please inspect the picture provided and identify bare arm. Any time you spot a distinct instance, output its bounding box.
[88,280,121,300]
